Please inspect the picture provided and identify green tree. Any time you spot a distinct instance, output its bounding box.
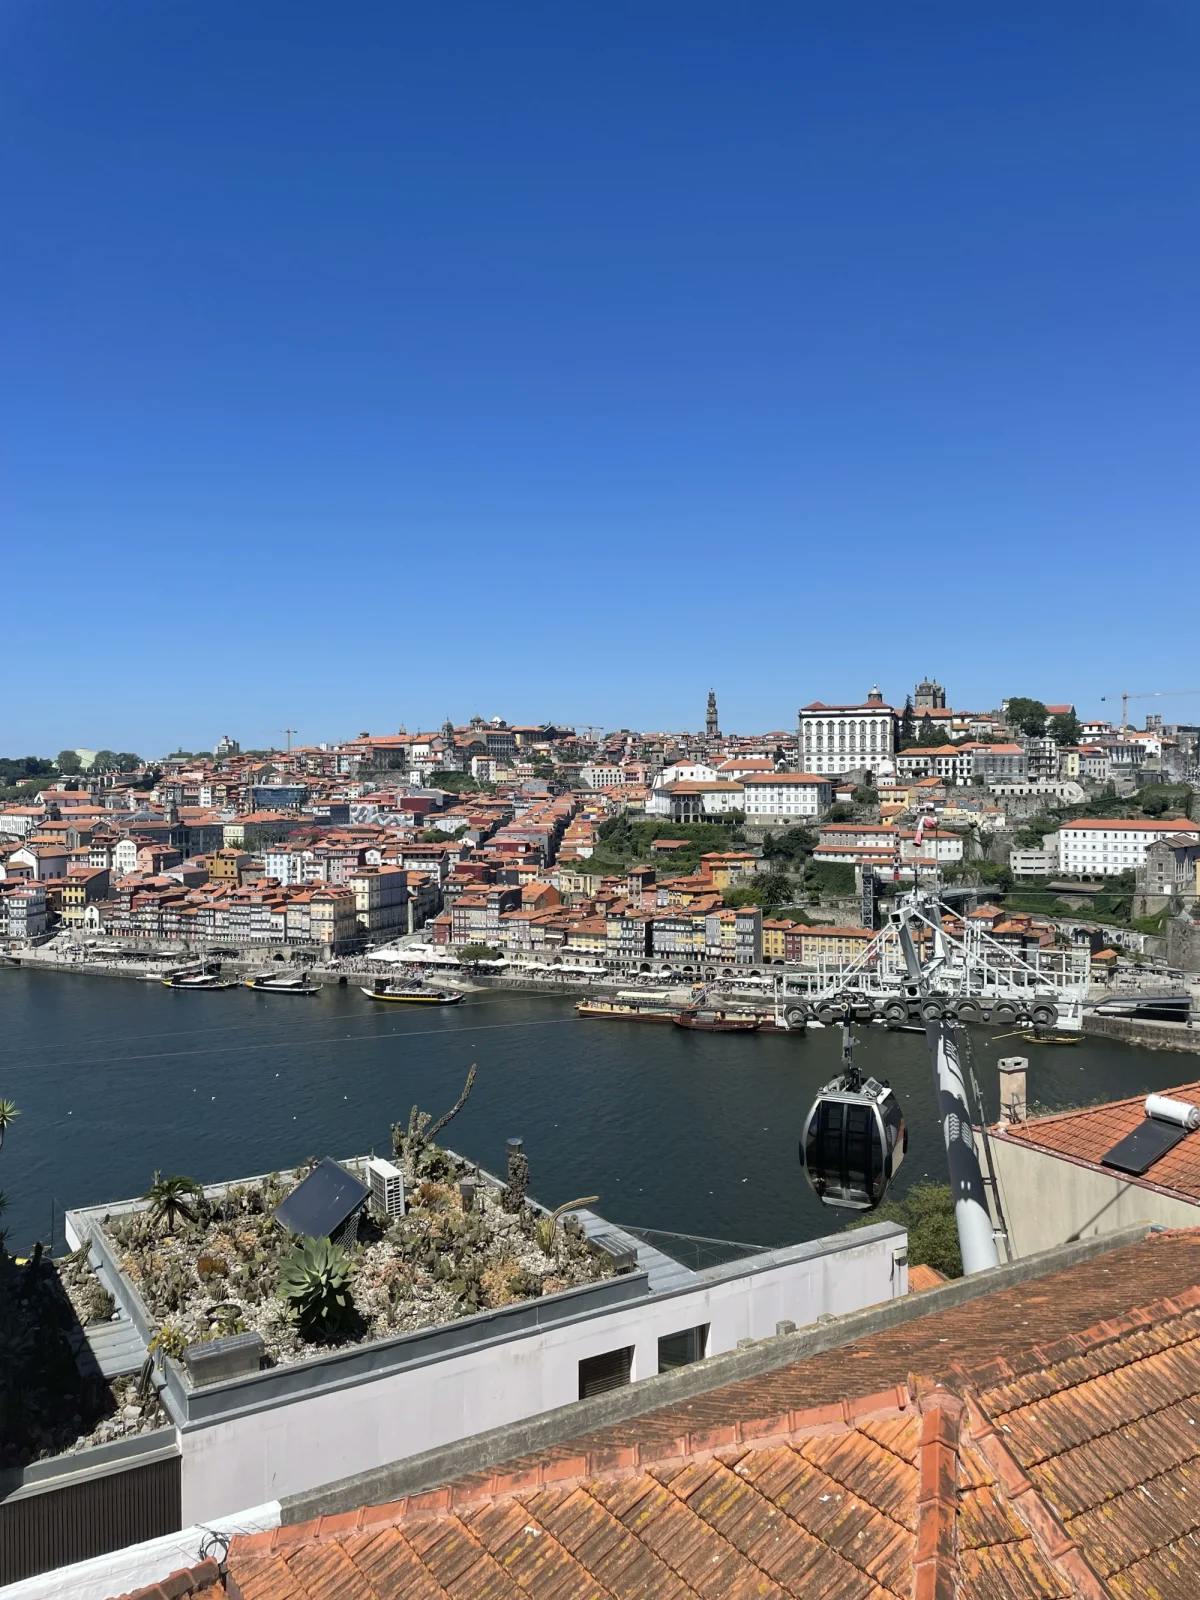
[899,695,915,749]
[1048,711,1080,746]
[1005,697,1048,738]
[853,1181,963,1278]
[761,826,816,865]
[458,942,503,963]
[144,1172,204,1235]
[55,748,82,775]
[115,752,143,773]
[0,1099,18,1155]
[92,749,119,772]
[825,803,854,822]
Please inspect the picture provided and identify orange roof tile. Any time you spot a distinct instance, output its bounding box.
[217,1234,1200,1600]
[994,1080,1200,1202]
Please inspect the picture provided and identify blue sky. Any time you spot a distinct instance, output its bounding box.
[4,2,1198,753]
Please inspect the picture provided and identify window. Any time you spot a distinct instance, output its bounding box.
[579,1345,634,1399]
[658,1324,709,1373]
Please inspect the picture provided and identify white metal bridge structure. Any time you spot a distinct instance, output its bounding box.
[776,890,1090,1032]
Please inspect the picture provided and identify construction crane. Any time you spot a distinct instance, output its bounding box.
[1099,689,1200,732]
[282,727,298,753]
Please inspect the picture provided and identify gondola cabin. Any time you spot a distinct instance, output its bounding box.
[800,1074,907,1210]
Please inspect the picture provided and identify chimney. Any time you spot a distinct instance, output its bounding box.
[997,1057,1028,1123]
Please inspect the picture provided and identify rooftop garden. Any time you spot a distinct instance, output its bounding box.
[99,1068,616,1372]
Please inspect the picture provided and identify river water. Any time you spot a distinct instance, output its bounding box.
[0,968,1184,1255]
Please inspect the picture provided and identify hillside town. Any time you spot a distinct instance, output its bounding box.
[2,683,1197,980]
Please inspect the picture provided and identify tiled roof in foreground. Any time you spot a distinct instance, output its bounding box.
[211,1230,1200,1600]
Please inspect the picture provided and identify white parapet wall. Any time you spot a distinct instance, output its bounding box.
[176,1224,906,1522]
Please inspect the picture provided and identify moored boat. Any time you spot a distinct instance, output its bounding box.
[576,997,676,1022]
[672,1008,761,1032]
[162,972,239,990]
[1018,1028,1082,1046]
[245,972,320,995]
[361,981,463,1005]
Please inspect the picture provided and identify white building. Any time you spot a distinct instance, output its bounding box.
[579,763,625,789]
[1058,817,1200,877]
[654,759,718,787]
[895,744,977,786]
[2,881,49,940]
[799,686,895,776]
[739,772,832,820]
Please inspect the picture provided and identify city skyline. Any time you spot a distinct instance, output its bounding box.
[11,677,1200,761]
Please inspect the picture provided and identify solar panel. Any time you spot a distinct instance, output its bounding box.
[274,1158,369,1240]
[1100,1118,1188,1176]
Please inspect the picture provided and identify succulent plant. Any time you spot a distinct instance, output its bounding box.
[277,1237,357,1338]
[534,1197,599,1256]
[206,1301,246,1337]
[149,1321,188,1362]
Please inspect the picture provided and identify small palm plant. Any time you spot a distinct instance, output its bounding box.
[144,1172,204,1235]
[0,1099,19,1154]
[278,1237,356,1338]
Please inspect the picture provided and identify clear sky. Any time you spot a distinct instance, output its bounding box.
[4,2,1198,754]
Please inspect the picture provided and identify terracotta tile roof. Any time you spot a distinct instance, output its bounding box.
[1062,818,1197,833]
[908,1263,949,1292]
[993,1082,1200,1202]
[111,1558,221,1599]
[190,1232,1200,1600]
[224,1261,1200,1599]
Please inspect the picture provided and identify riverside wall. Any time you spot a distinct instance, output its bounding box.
[1081,1011,1200,1055]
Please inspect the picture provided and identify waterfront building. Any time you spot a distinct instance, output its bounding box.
[799,686,895,776]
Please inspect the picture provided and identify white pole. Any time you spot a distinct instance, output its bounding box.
[930,1021,1000,1275]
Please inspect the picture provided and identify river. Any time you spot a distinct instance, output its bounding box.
[0,967,1184,1256]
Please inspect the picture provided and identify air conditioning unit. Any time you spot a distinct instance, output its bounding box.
[367,1156,406,1219]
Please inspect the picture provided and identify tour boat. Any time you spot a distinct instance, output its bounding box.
[672,1009,761,1033]
[360,981,463,1005]
[245,972,320,995]
[576,997,676,1023]
[161,972,239,991]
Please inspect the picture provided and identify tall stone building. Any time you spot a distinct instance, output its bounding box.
[914,677,946,711]
[799,685,895,776]
[706,689,720,740]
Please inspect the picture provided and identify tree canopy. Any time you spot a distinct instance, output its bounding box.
[1048,711,1081,746]
[853,1181,963,1278]
[1005,697,1048,738]
[55,748,83,775]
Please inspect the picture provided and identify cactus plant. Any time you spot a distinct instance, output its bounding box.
[535,1197,599,1256]
[277,1237,357,1338]
[392,1064,477,1181]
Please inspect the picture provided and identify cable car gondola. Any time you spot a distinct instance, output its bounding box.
[799,1028,907,1210]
